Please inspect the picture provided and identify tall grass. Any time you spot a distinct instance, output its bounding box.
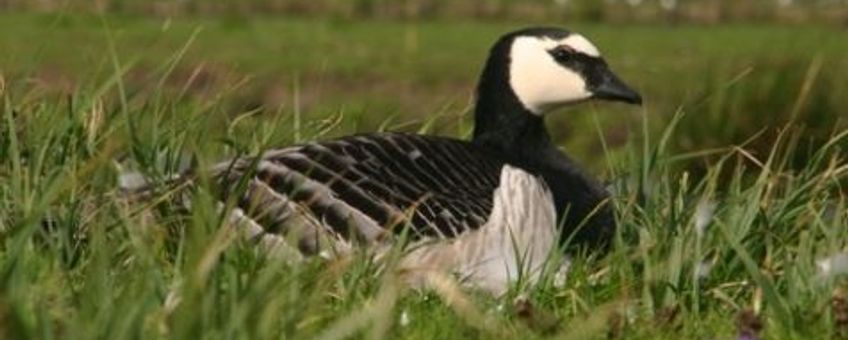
[0,15,846,339]
[1,14,845,169]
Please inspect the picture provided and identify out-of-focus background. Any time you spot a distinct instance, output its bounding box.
[1,0,846,172]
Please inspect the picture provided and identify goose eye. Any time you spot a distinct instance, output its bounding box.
[549,46,574,61]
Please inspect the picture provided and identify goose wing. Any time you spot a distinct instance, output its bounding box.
[213,133,506,244]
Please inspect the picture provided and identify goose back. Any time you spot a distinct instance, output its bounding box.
[212,133,511,252]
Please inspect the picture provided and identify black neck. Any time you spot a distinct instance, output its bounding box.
[471,35,554,160]
[472,101,552,158]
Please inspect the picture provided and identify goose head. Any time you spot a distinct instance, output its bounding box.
[508,28,641,113]
[473,27,641,146]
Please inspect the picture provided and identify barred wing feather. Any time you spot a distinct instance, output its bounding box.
[213,133,506,250]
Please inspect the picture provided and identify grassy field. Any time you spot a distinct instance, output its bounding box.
[3,13,846,165]
[0,13,847,339]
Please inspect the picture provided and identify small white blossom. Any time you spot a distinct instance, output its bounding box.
[817,253,848,279]
[625,304,638,324]
[553,258,572,288]
[164,288,182,314]
[118,171,149,191]
[694,200,717,236]
[399,310,410,327]
[694,260,713,279]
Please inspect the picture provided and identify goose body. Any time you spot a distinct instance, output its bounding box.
[190,27,640,293]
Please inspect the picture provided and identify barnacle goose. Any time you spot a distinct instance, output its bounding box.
[182,27,640,293]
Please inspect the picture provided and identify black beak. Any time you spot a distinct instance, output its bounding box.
[592,69,642,105]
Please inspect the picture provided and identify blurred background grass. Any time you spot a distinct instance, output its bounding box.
[0,1,846,175]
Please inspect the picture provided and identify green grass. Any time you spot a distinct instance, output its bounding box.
[2,13,846,167]
[0,13,847,339]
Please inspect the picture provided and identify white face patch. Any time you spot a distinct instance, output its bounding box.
[508,34,602,114]
[560,34,600,57]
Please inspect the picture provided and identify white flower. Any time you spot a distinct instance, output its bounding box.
[694,200,717,236]
[399,310,410,327]
[694,260,713,279]
[625,304,638,324]
[117,171,149,191]
[553,257,572,288]
[164,285,182,314]
[817,253,848,279]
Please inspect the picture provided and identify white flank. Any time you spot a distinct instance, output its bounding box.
[509,36,593,114]
[211,156,564,294]
[398,165,560,294]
